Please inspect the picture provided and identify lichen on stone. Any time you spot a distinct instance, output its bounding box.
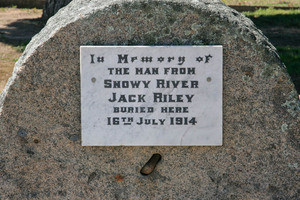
[260,63,280,78]
[281,90,300,117]
[281,123,288,132]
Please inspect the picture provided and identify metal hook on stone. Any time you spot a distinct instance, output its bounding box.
[140,153,162,176]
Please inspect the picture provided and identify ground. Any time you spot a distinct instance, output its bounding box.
[0,8,44,91]
[261,27,300,48]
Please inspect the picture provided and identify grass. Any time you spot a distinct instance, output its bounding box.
[243,8,300,27]
[243,7,300,16]
[0,42,22,91]
[0,5,16,11]
[277,47,300,76]
[222,0,300,7]
[0,6,40,13]
[12,41,29,53]
[0,32,30,53]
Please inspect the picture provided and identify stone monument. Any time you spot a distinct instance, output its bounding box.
[0,0,299,199]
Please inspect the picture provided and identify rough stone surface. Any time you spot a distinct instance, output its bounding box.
[0,0,299,199]
[42,0,72,19]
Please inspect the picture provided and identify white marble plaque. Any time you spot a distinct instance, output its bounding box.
[80,46,222,146]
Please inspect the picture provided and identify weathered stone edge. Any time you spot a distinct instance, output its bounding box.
[0,0,296,113]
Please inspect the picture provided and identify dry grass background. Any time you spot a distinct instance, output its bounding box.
[222,0,300,6]
[0,8,43,91]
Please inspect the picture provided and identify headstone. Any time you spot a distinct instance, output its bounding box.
[0,0,299,199]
